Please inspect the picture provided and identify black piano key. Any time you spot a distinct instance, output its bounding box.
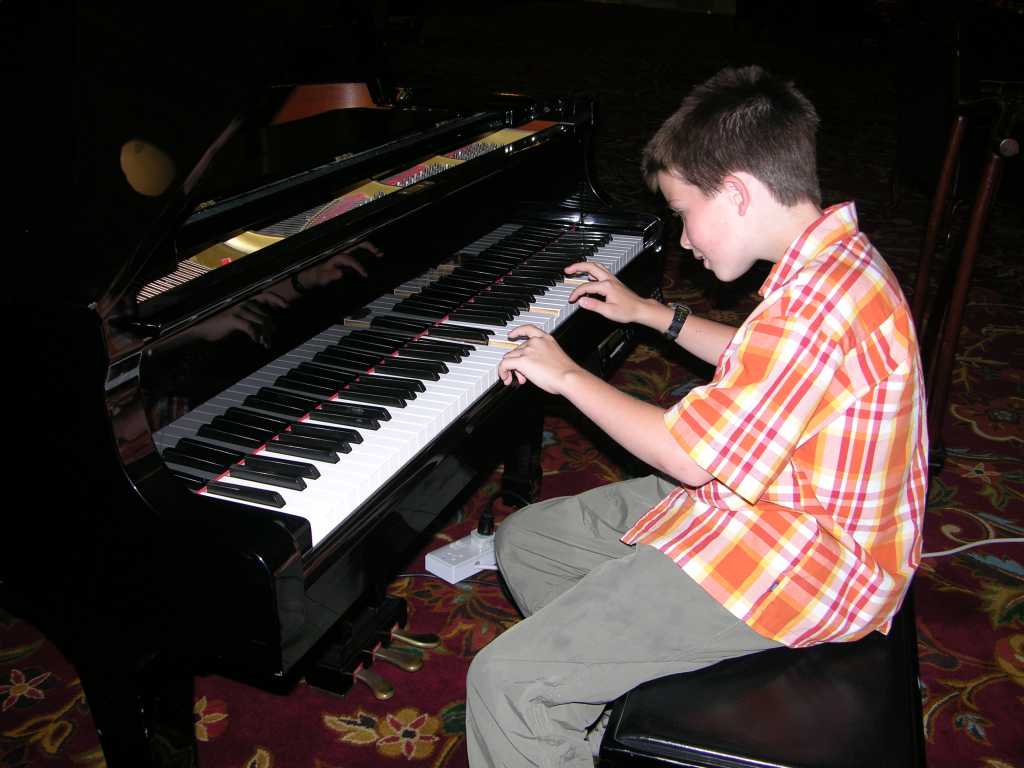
[398,342,464,364]
[258,387,319,411]
[487,284,539,300]
[527,255,584,269]
[288,421,363,445]
[303,408,379,429]
[308,412,380,430]
[276,432,351,454]
[513,266,565,280]
[473,253,521,267]
[294,362,358,387]
[358,370,426,392]
[173,437,244,465]
[368,314,429,332]
[442,303,514,321]
[263,440,340,464]
[416,285,475,301]
[163,448,229,475]
[205,480,286,508]
[243,453,320,479]
[447,309,511,325]
[209,416,275,443]
[386,304,445,321]
[451,264,506,277]
[392,299,451,317]
[275,374,339,399]
[351,329,415,345]
[465,294,529,311]
[500,275,556,289]
[319,400,391,422]
[197,425,265,450]
[503,275,559,290]
[224,407,291,433]
[172,471,206,491]
[399,293,461,309]
[414,338,475,356]
[336,386,406,408]
[389,347,460,365]
[435,274,492,289]
[423,324,491,343]
[243,395,307,419]
[228,465,307,491]
[336,336,403,355]
[370,359,442,380]
[355,373,423,395]
[317,347,383,366]
[308,354,416,380]
[375,355,448,376]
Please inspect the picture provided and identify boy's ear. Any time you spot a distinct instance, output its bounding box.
[722,174,751,216]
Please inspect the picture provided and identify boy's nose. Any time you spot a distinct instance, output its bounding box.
[679,225,691,250]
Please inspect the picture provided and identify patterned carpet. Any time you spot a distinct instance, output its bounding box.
[3,2,1023,766]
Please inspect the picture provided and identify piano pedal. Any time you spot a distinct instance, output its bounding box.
[390,628,441,649]
[353,664,395,700]
[373,644,423,672]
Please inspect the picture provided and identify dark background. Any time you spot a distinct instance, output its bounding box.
[4,0,1022,301]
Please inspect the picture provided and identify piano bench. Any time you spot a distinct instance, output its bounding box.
[598,597,926,768]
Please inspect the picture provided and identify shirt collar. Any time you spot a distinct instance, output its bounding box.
[759,202,859,297]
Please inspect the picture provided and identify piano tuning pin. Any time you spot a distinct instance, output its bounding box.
[374,646,423,672]
[353,666,395,700]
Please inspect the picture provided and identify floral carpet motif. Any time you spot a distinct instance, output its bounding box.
[3,3,1023,767]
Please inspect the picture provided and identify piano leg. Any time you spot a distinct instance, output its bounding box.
[76,645,197,768]
[0,582,197,767]
[497,388,544,510]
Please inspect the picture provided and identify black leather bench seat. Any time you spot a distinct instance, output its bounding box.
[598,598,926,768]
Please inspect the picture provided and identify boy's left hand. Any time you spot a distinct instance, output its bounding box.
[497,325,583,395]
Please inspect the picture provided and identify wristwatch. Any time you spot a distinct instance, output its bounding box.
[663,302,691,341]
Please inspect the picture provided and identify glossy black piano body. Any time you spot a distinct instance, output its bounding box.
[4,12,663,767]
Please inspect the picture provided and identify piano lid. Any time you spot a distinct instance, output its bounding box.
[55,1,391,308]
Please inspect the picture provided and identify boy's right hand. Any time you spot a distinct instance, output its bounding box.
[566,262,653,325]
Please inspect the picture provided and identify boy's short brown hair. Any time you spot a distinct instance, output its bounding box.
[642,65,821,206]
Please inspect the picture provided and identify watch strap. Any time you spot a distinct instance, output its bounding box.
[663,302,691,341]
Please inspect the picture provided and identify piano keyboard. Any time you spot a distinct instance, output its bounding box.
[153,220,644,547]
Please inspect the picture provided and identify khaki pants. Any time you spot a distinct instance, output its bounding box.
[465,476,780,768]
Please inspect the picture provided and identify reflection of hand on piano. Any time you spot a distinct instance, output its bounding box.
[300,241,383,290]
[498,324,584,395]
[191,292,289,348]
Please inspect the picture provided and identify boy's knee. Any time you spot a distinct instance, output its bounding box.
[494,502,538,566]
[466,641,502,704]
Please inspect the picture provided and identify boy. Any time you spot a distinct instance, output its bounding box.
[466,65,928,768]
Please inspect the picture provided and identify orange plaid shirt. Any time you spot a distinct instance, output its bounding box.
[622,203,928,647]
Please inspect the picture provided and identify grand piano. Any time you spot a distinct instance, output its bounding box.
[4,5,663,766]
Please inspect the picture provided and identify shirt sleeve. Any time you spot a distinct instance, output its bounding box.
[666,313,843,505]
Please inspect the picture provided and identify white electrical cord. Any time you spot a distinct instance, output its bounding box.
[922,537,1024,558]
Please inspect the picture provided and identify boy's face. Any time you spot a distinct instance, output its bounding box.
[657,171,757,283]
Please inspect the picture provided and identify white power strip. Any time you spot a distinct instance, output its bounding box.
[425,531,497,584]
